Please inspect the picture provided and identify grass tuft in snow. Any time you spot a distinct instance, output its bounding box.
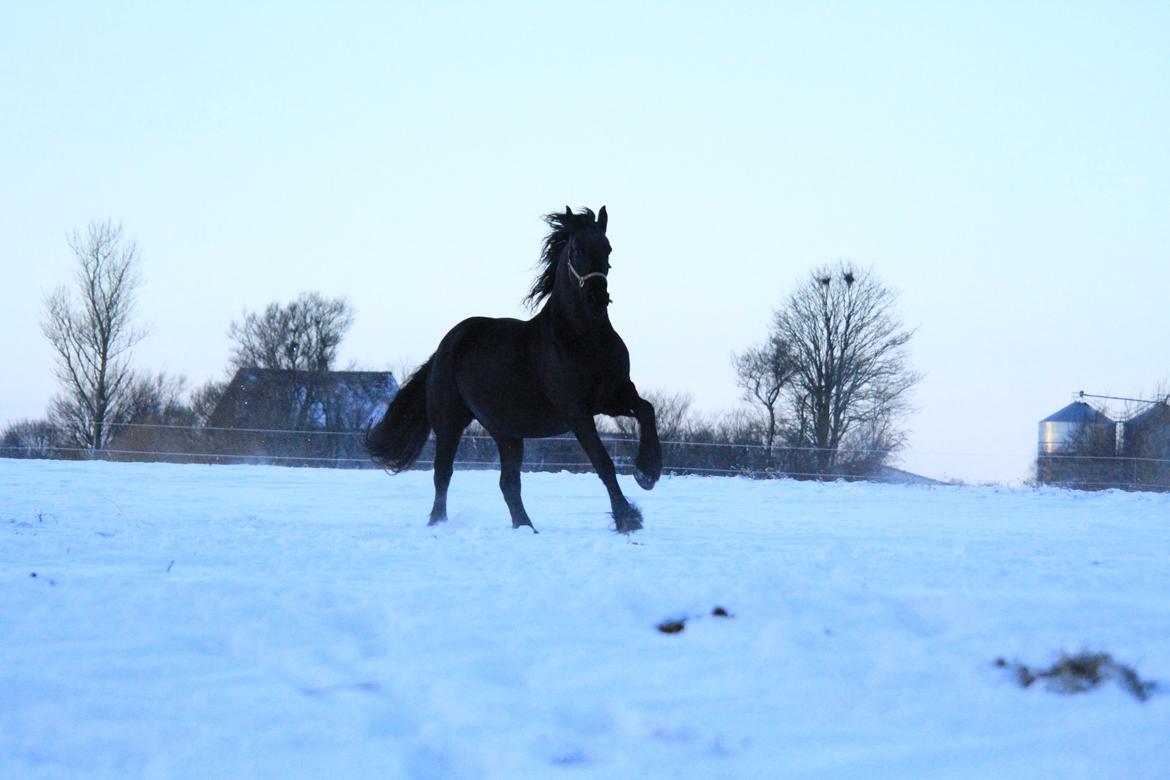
[996,652,1160,702]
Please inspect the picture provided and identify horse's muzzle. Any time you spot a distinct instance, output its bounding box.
[584,284,610,317]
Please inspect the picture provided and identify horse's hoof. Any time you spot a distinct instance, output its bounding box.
[615,517,643,534]
[612,506,644,534]
[427,516,447,527]
[513,521,539,534]
[634,469,658,491]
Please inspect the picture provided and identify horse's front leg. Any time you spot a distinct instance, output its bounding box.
[603,382,662,491]
[630,394,662,490]
[572,417,643,533]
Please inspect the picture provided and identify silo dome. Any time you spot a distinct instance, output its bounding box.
[1038,401,1116,455]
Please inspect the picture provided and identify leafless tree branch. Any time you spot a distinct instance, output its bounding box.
[767,262,920,476]
[41,220,147,452]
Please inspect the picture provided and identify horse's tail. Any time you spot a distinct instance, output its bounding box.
[365,356,434,472]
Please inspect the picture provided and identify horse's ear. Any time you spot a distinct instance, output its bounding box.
[597,205,608,232]
[564,205,573,217]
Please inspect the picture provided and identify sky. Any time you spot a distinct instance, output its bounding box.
[2,1,1168,483]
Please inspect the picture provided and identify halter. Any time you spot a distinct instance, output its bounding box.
[566,243,608,288]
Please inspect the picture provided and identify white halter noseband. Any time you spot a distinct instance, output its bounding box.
[566,243,608,288]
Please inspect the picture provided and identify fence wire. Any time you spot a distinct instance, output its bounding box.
[3,420,1169,491]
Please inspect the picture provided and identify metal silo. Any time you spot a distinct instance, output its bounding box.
[1037,401,1117,455]
[1120,400,1170,457]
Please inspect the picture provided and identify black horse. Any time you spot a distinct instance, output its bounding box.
[365,206,661,533]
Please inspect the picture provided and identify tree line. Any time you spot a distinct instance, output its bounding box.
[4,220,366,463]
[4,219,923,479]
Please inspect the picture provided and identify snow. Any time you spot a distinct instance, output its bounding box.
[2,459,1168,778]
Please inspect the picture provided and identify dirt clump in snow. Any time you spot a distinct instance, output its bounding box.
[658,606,735,634]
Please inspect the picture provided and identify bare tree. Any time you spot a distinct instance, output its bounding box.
[733,334,795,464]
[772,262,920,477]
[190,378,230,426]
[228,292,354,371]
[99,372,203,461]
[119,372,193,427]
[215,293,357,436]
[1,419,62,459]
[41,220,146,453]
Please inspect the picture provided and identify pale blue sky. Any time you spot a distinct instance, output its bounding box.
[3,2,1168,482]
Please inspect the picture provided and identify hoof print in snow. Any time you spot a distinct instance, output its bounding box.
[997,652,1159,702]
[552,750,588,766]
[300,681,381,698]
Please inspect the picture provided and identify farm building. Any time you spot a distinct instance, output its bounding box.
[1037,395,1170,491]
[205,368,398,465]
[1037,401,1117,456]
[1118,399,1170,488]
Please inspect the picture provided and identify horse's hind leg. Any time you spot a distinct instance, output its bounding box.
[494,435,537,533]
[428,429,457,525]
[428,409,472,527]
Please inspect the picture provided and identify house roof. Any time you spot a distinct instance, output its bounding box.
[207,368,398,430]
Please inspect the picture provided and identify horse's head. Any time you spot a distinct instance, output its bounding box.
[561,205,611,319]
[526,205,614,319]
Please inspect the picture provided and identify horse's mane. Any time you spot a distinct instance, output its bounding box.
[524,207,597,309]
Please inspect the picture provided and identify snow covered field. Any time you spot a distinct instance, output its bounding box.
[2,459,1168,779]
